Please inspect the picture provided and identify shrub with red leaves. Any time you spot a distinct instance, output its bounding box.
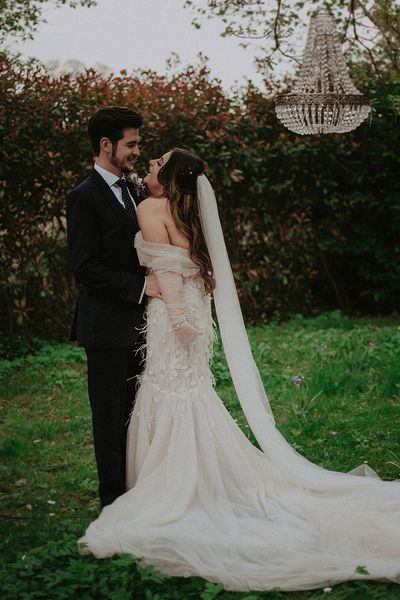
[1,57,399,341]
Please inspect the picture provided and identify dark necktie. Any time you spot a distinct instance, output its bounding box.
[116,178,138,228]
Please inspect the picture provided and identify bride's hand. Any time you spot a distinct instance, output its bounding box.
[174,321,202,345]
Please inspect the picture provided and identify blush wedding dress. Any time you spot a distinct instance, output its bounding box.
[79,177,400,591]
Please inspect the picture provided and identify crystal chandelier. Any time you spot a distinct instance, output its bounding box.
[275,9,371,135]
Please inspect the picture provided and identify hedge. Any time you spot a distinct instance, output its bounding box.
[1,57,399,342]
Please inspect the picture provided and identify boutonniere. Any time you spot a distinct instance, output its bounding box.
[127,172,147,196]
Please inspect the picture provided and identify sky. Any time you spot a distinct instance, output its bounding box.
[10,0,272,90]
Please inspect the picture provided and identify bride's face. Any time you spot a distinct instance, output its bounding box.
[144,151,171,196]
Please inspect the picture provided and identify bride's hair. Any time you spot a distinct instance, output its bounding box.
[157,148,215,294]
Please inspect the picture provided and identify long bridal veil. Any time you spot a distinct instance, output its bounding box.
[196,174,392,489]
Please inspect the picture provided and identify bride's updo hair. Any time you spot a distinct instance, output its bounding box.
[157,148,215,294]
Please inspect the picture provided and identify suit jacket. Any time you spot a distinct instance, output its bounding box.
[66,168,146,348]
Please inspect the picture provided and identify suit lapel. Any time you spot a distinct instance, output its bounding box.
[125,179,141,233]
[126,179,148,207]
[126,179,148,211]
[89,169,139,238]
[125,179,138,205]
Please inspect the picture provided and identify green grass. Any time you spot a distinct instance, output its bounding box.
[1,311,399,599]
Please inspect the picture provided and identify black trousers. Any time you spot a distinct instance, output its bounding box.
[85,344,144,508]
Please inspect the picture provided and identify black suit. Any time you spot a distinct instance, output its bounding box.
[66,167,146,507]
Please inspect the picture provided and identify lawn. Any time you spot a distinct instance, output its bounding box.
[1,311,399,599]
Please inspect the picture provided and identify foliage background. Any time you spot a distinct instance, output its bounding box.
[1,3,399,598]
[0,55,399,345]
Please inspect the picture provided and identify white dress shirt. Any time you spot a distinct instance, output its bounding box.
[94,163,137,208]
[94,163,146,303]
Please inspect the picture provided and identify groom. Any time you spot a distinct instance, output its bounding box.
[66,106,161,508]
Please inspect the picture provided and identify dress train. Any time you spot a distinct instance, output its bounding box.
[79,233,400,591]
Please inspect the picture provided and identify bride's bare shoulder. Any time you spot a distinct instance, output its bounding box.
[137,196,170,243]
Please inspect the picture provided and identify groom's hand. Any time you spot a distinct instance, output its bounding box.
[145,274,162,299]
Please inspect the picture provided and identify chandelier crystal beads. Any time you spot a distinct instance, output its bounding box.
[275,9,371,135]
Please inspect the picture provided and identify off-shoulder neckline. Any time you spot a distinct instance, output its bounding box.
[135,231,190,254]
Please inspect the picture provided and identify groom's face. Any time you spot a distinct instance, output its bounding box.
[110,128,140,174]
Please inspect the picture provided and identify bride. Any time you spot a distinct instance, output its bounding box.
[79,148,400,592]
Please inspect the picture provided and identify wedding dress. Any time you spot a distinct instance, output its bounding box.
[79,181,400,592]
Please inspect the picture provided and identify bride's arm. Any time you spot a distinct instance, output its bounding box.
[136,197,201,345]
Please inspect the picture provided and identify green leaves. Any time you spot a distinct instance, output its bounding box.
[184,0,400,81]
[1,317,399,598]
[355,565,370,575]
[0,0,97,44]
[200,582,224,599]
[1,56,399,340]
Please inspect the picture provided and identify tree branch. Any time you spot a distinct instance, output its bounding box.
[350,0,379,73]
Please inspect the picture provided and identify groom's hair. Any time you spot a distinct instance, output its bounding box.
[88,106,143,154]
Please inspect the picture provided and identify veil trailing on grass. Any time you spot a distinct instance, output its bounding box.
[196,174,380,485]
